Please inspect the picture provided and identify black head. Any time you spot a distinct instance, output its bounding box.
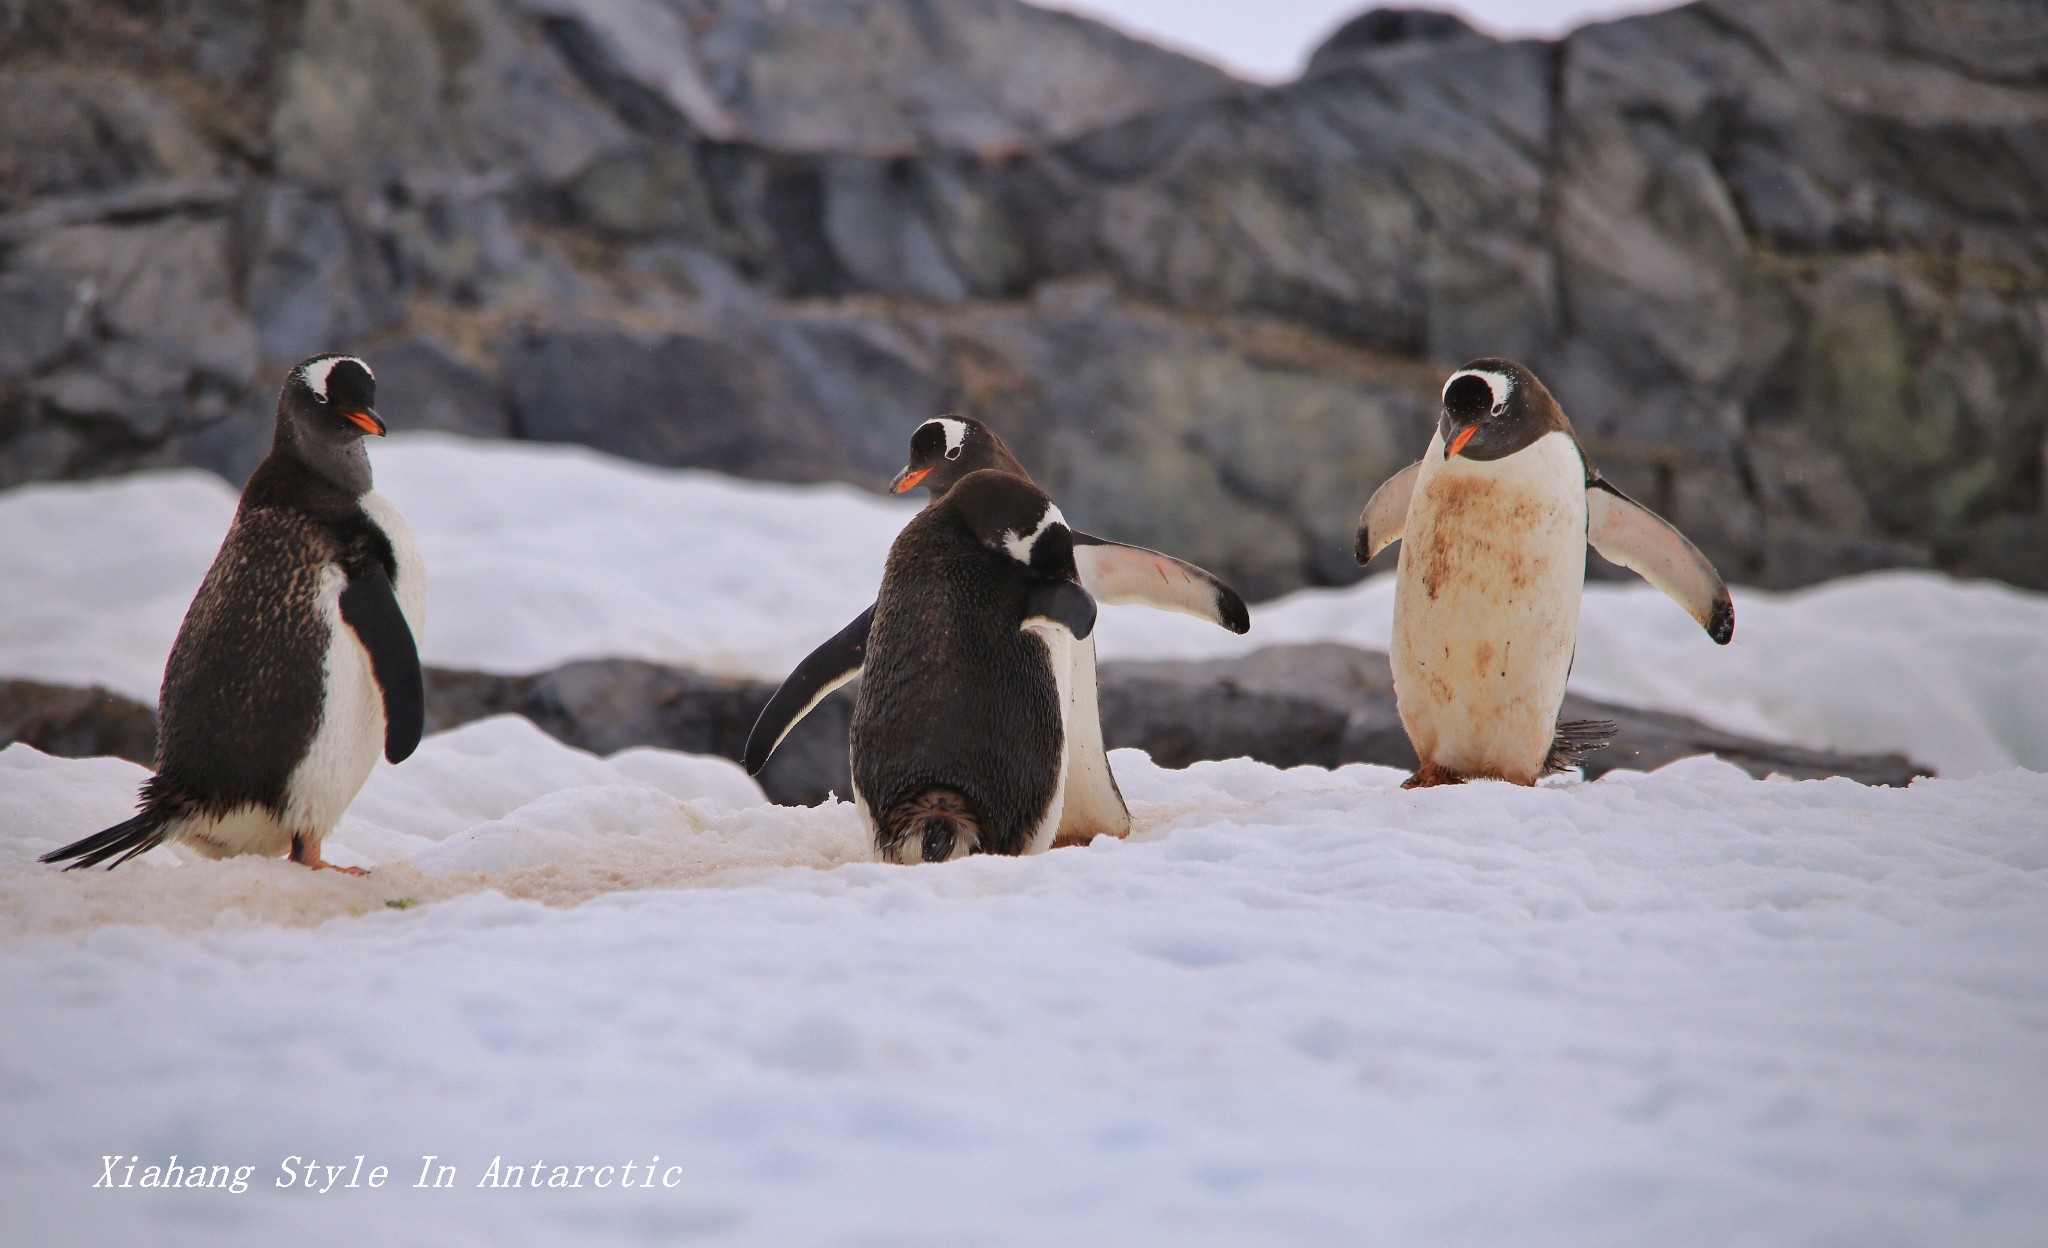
[1437,358,1569,462]
[889,417,1032,501]
[275,354,385,494]
[940,469,1077,581]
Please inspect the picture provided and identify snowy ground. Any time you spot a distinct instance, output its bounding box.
[4,436,2046,1245]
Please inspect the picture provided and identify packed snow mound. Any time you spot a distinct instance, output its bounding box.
[3,434,2046,776]
[3,732,2046,1244]
[0,722,875,937]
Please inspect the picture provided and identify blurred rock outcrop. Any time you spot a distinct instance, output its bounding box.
[1,0,2042,591]
[0,679,157,767]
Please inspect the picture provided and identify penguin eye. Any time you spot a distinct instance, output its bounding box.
[944,445,962,461]
[1490,401,1507,418]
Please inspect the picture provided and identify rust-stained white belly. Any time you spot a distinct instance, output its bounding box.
[1391,429,1587,783]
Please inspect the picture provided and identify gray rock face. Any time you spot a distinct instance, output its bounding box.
[1305,9,1483,76]
[517,0,1238,154]
[483,294,1431,595]
[1,0,2042,590]
[371,335,516,439]
[1000,0,2048,586]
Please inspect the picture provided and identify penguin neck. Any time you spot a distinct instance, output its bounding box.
[247,436,371,520]
[273,419,373,498]
[929,450,1034,505]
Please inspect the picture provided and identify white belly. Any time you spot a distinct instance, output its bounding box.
[173,805,295,860]
[1053,633,1131,846]
[1392,430,1587,783]
[283,565,387,836]
[361,490,427,639]
[1018,622,1074,856]
[278,489,428,844]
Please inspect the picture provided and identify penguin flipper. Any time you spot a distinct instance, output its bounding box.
[1023,580,1097,641]
[40,808,173,871]
[743,605,874,775]
[1356,460,1423,565]
[339,560,426,762]
[1071,532,1249,633]
[1585,474,1735,644]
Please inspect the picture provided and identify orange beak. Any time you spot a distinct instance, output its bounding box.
[342,409,386,436]
[1446,426,1477,459]
[890,466,931,494]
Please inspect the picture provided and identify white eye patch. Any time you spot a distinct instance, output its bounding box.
[301,355,373,400]
[928,417,969,460]
[1444,368,1511,413]
[1002,503,1066,565]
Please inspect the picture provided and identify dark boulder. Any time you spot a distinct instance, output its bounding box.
[0,679,156,767]
[422,661,854,806]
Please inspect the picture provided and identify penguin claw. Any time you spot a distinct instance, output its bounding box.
[289,834,368,874]
[1401,763,1467,789]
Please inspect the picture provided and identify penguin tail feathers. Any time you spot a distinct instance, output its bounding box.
[1544,719,1618,776]
[882,789,983,864]
[40,807,175,871]
[914,815,968,864]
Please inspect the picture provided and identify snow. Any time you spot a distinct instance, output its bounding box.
[4,434,2046,776]
[3,435,2045,1244]
[3,737,2045,1245]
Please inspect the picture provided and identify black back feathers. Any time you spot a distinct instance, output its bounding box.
[851,470,1093,858]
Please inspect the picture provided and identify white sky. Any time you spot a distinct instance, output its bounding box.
[1045,0,1672,80]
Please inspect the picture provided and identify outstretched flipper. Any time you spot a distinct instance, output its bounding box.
[1071,532,1248,633]
[1585,474,1734,644]
[1024,580,1097,640]
[743,605,874,775]
[1544,718,1618,776]
[1355,460,1422,565]
[339,560,425,763]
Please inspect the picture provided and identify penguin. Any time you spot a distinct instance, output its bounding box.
[40,354,426,871]
[842,469,1096,861]
[744,415,1249,847]
[1354,358,1733,788]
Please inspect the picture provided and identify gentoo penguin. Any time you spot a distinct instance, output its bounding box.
[1354,358,1732,788]
[744,415,1249,847]
[41,354,425,871]
[839,469,1096,861]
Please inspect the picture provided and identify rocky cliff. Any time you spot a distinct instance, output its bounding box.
[2,0,2042,596]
